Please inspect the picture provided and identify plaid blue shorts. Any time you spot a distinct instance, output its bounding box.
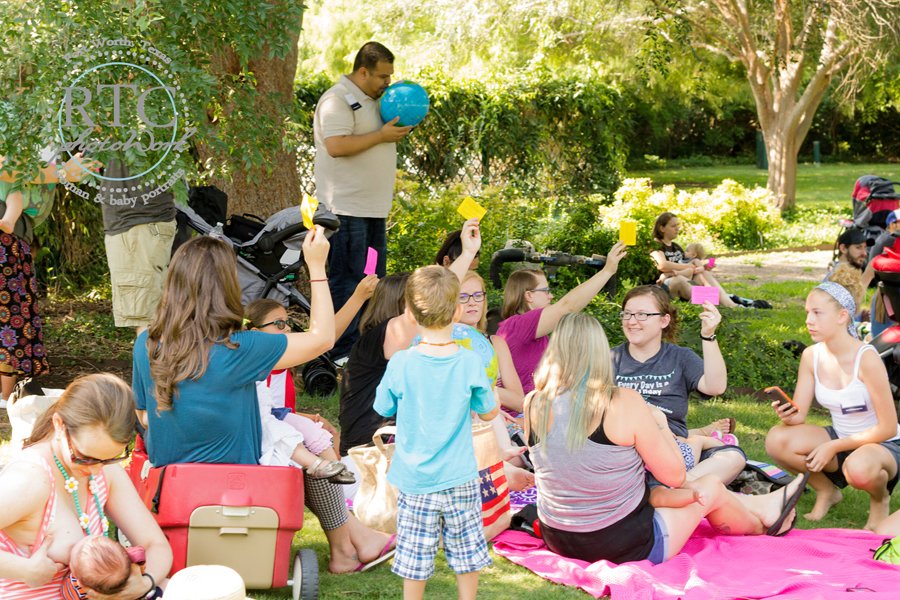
[391,478,492,580]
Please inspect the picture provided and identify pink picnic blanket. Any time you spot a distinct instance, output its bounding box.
[492,522,900,599]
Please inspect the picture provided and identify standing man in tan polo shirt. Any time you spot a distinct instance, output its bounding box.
[314,41,412,357]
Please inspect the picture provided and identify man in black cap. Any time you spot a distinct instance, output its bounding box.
[825,228,872,283]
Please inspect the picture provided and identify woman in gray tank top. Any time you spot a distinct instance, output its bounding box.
[525,313,810,564]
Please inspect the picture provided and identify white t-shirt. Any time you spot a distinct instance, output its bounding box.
[313,75,397,218]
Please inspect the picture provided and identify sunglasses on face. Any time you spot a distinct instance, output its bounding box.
[258,319,294,331]
[65,429,131,466]
[458,291,486,303]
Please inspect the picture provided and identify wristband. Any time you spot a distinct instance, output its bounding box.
[700,333,717,342]
[141,573,158,599]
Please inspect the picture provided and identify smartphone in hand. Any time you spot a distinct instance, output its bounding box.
[763,386,797,411]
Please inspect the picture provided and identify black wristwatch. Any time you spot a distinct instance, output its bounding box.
[700,333,717,342]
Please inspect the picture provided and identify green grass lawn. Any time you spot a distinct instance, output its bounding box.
[629,162,900,212]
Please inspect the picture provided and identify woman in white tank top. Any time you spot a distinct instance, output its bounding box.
[766,281,900,532]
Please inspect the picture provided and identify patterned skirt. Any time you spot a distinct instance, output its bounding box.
[0,232,49,377]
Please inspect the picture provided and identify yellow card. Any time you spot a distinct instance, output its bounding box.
[301,194,318,230]
[619,221,637,246]
[457,196,487,221]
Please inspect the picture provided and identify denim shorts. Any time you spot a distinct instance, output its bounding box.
[824,425,900,493]
[646,511,670,565]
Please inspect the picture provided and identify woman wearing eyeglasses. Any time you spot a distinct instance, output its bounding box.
[496,241,627,395]
[0,373,172,599]
[132,233,396,575]
[611,285,745,484]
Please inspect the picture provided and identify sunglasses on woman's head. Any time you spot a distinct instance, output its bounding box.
[65,429,131,466]
[258,319,294,331]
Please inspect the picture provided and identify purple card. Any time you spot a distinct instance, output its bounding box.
[691,285,720,305]
[364,247,378,275]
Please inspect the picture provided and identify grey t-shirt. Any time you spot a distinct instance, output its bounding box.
[611,342,705,438]
[100,159,176,235]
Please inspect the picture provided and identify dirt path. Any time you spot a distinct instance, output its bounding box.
[713,249,833,285]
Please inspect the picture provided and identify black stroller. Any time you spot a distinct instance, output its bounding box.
[835,176,900,263]
[175,186,342,396]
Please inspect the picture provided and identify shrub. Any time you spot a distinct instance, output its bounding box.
[594,178,783,282]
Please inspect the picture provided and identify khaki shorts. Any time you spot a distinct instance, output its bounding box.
[105,220,176,327]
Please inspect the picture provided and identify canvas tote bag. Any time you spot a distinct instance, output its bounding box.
[348,426,399,533]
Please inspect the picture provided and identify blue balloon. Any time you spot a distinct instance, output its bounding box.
[379,82,430,127]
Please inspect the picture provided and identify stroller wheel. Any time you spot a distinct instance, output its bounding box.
[302,357,338,397]
[292,548,319,600]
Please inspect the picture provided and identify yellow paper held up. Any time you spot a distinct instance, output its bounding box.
[457,196,487,221]
[301,194,318,230]
[619,221,637,246]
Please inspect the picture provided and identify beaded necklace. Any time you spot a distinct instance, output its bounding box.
[52,453,109,536]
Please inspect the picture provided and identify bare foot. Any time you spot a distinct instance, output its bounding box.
[804,488,842,521]
[328,553,361,574]
[865,495,891,531]
[505,462,535,491]
[697,418,735,436]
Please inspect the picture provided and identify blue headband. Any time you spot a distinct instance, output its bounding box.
[815,282,858,338]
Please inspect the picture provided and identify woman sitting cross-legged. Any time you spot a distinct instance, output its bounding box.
[525,312,809,564]
[612,285,745,484]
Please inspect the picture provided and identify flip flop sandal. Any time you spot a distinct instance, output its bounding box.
[766,472,810,536]
[306,457,346,480]
[355,534,397,572]
[327,465,357,485]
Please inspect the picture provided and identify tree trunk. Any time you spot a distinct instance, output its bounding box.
[764,120,799,212]
[197,33,302,218]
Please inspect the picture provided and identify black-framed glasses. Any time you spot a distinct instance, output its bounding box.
[258,319,294,331]
[529,287,551,294]
[458,291,486,303]
[619,311,664,322]
[65,429,131,466]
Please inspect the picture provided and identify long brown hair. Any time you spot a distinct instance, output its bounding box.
[501,269,542,319]
[245,298,284,329]
[24,373,136,447]
[652,212,677,241]
[622,285,679,342]
[147,236,244,411]
[358,273,409,334]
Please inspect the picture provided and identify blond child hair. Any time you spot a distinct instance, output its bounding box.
[405,265,460,328]
[684,242,706,260]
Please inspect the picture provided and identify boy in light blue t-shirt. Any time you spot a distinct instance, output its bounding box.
[375,265,498,600]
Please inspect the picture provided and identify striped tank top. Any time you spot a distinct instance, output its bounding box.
[0,458,110,600]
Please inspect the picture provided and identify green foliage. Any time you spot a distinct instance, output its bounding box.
[296,70,628,197]
[604,177,783,253]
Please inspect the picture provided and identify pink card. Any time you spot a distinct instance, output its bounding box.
[364,247,378,275]
[691,286,720,305]
[707,257,716,269]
